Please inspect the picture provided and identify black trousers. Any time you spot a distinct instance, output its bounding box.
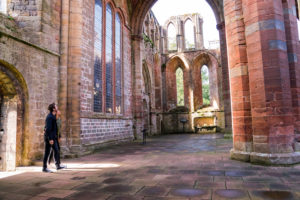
[43,138,60,169]
[49,141,60,165]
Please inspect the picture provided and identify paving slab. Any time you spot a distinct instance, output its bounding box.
[0,134,299,199]
[249,190,295,200]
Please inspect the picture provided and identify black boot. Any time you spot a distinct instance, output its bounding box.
[56,165,66,170]
[42,168,53,173]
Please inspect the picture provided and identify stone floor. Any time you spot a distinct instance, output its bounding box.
[1,134,300,200]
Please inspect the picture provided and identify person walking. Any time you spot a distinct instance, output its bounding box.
[48,109,62,165]
[42,103,65,173]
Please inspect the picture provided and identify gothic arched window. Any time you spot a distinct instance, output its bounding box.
[105,4,113,113]
[93,1,123,114]
[176,67,184,106]
[168,23,177,51]
[115,13,122,114]
[201,65,210,105]
[93,0,103,112]
[184,19,195,49]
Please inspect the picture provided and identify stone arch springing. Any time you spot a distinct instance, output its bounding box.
[0,61,29,171]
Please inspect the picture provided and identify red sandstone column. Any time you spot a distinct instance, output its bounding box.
[217,22,232,134]
[231,0,300,164]
[224,0,253,159]
[282,0,300,134]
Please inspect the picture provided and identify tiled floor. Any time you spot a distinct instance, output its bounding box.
[0,134,300,199]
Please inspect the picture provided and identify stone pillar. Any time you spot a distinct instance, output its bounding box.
[160,27,168,54]
[195,16,204,49]
[224,0,253,158]
[59,0,70,150]
[217,22,232,135]
[0,96,17,171]
[162,63,167,112]
[66,0,82,149]
[228,0,300,164]
[131,35,144,139]
[282,0,300,134]
[176,17,184,52]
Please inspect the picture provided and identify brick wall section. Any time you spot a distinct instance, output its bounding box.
[79,0,134,146]
[80,118,133,145]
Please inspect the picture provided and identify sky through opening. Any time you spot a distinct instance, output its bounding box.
[151,0,219,48]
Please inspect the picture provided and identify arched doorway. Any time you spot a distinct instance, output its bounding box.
[0,63,28,171]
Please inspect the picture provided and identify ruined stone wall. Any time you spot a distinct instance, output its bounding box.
[141,11,163,135]
[0,14,59,164]
[161,49,225,133]
[7,0,61,52]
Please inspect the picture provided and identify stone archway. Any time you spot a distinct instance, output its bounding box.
[130,0,224,37]
[192,52,221,111]
[130,0,300,164]
[130,0,230,137]
[165,56,190,111]
[0,63,28,171]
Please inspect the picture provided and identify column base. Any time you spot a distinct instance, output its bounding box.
[230,149,300,165]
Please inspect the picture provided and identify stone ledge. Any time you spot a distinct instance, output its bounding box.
[230,149,300,165]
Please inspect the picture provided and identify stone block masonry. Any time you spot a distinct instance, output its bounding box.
[80,118,134,145]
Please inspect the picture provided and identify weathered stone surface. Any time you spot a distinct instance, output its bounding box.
[0,135,299,199]
[231,150,300,165]
[1,0,300,169]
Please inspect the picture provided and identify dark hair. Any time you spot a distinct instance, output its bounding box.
[48,103,56,112]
